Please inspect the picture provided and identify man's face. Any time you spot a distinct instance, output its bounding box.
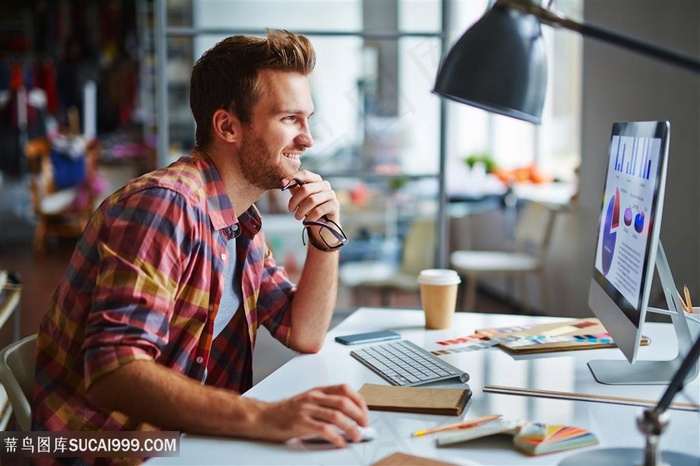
[237,70,315,190]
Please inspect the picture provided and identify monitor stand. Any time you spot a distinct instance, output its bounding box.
[588,243,698,385]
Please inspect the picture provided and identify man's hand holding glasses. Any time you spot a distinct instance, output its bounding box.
[281,174,348,252]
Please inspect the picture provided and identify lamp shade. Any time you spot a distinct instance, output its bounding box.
[433,4,548,124]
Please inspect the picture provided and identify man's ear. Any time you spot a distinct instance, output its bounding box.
[211,109,240,143]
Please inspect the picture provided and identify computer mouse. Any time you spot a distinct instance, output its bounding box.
[302,425,377,444]
[352,425,378,442]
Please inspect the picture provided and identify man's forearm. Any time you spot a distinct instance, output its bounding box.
[86,359,264,437]
[287,246,339,352]
[85,359,370,448]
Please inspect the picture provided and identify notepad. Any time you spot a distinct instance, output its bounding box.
[358,383,472,416]
[436,418,523,446]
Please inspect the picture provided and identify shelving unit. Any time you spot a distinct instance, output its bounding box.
[153,1,453,266]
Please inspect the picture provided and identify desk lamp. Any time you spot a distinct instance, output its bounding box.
[433,0,700,125]
[432,1,700,464]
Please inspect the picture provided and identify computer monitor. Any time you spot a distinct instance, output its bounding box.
[587,121,697,385]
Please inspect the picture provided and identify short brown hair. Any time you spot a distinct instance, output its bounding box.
[190,29,316,148]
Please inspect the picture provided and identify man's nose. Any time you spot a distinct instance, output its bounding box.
[295,124,314,148]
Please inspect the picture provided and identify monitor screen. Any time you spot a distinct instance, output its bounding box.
[588,121,670,369]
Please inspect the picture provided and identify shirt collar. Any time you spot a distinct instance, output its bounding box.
[191,149,262,238]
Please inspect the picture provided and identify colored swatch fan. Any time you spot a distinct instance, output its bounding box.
[436,418,599,456]
[513,423,599,456]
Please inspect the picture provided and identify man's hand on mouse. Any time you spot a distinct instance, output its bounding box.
[249,384,369,448]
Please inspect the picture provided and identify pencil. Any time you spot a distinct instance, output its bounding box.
[412,414,502,437]
[678,289,692,314]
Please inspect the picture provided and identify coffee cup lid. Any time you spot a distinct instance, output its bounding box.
[417,269,461,285]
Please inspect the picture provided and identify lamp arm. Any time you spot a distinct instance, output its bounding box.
[654,332,700,414]
[497,0,700,74]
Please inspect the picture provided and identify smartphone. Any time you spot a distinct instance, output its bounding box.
[335,330,401,346]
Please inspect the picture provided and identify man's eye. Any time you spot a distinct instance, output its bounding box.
[283,116,296,122]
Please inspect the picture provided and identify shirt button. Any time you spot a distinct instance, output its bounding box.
[232,224,239,232]
[221,253,227,261]
[196,356,204,364]
[208,305,214,311]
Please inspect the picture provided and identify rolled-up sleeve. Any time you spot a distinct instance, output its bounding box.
[82,187,195,389]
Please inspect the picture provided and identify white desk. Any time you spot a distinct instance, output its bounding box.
[150,308,700,465]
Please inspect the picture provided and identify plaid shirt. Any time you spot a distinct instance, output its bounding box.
[33,151,296,433]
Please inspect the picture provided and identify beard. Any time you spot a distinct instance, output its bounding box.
[237,133,299,190]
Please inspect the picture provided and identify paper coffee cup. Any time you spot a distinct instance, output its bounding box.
[418,269,461,329]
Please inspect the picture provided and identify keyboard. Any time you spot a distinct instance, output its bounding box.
[350,340,469,387]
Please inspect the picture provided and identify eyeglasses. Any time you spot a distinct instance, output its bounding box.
[281,178,348,252]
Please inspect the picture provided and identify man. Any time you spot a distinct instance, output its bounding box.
[33,29,368,450]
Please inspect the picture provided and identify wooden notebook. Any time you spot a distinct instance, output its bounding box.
[372,452,459,466]
[359,383,471,416]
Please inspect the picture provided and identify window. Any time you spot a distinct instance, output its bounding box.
[158,0,583,274]
[445,0,583,190]
[177,0,581,186]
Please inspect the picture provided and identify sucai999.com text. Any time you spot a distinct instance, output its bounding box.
[0,431,180,458]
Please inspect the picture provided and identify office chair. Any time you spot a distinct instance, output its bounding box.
[24,137,101,254]
[0,334,37,431]
[450,201,560,313]
[339,217,436,306]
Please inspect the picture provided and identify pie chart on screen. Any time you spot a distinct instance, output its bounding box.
[601,188,620,275]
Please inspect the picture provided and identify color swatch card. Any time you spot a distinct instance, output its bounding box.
[436,419,598,456]
[512,423,599,456]
[473,318,649,355]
